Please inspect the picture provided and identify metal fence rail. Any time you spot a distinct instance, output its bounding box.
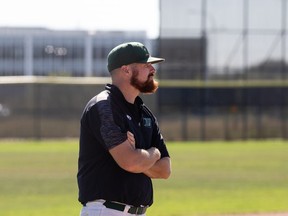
[158,80,288,140]
[0,77,287,141]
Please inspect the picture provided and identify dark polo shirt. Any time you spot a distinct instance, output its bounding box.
[77,84,169,207]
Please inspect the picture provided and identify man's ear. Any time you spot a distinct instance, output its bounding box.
[121,65,129,74]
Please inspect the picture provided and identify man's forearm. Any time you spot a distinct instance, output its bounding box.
[130,147,161,173]
[143,157,171,179]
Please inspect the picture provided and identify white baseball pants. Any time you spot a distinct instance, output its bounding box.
[80,201,146,216]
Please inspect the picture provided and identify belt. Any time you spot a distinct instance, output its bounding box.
[103,201,147,215]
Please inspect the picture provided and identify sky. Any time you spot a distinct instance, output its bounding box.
[0,0,160,38]
[0,0,285,68]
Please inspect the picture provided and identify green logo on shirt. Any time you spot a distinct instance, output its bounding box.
[143,118,151,127]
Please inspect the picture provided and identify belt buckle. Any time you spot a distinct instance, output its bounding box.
[135,207,140,214]
[128,206,141,215]
[136,206,146,215]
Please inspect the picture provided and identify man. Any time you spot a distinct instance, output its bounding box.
[77,42,171,216]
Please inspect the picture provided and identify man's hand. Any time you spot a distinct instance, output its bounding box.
[127,131,161,161]
[109,131,160,173]
[122,131,170,178]
[127,131,135,147]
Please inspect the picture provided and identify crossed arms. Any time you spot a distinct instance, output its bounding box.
[109,131,171,179]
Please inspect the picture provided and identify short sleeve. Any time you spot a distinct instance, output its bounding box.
[96,100,127,150]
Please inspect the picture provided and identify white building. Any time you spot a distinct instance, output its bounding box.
[0,27,150,76]
[159,0,206,80]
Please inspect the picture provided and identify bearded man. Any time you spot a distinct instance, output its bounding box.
[77,42,171,216]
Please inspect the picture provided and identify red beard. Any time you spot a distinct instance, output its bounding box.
[130,69,158,93]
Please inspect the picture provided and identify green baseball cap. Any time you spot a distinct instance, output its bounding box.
[107,42,165,72]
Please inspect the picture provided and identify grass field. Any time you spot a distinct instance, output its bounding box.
[0,139,287,216]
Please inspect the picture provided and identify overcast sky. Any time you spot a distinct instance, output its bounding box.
[0,0,160,38]
[0,0,286,68]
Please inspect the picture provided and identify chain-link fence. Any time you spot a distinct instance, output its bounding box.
[1,0,288,140]
[0,78,287,140]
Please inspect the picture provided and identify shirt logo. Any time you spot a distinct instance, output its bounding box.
[126,115,132,120]
[143,118,151,128]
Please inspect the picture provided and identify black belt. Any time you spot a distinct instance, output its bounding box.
[103,201,147,215]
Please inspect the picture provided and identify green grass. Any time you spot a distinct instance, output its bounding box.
[150,141,288,216]
[0,139,287,216]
